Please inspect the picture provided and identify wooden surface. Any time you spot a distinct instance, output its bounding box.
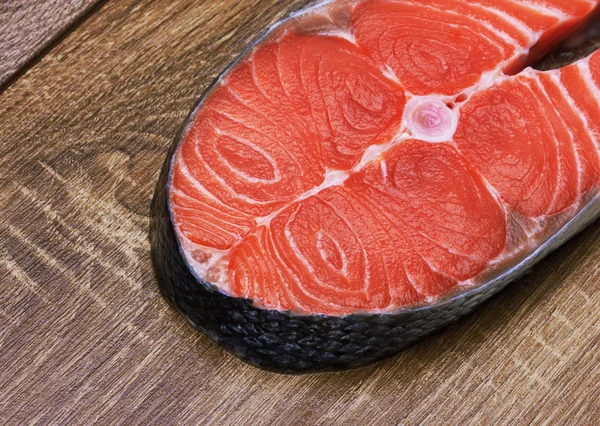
[0,0,103,89]
[1,1,599,424]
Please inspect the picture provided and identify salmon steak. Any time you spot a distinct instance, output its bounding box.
[151,0,600,372]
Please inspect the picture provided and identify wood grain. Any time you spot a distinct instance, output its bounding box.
[0,1,599,424]
[0,0,103,89]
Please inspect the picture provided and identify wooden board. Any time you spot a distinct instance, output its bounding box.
[0,0,103,89]
[1,1,599,424]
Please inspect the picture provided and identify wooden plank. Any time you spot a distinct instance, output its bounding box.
[0,0,599,424]
[0,0,103,89]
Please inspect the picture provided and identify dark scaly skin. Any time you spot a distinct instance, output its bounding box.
[150,10,600,373]
[534,15,600,72]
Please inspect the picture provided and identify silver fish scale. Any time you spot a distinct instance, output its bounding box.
[150,4,600,373]
[151,135,600,372]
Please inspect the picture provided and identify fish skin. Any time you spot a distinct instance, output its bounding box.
[151,129,599,373]
[536,36,600,70]
[534,12,600,71]
[150,2,600,373]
